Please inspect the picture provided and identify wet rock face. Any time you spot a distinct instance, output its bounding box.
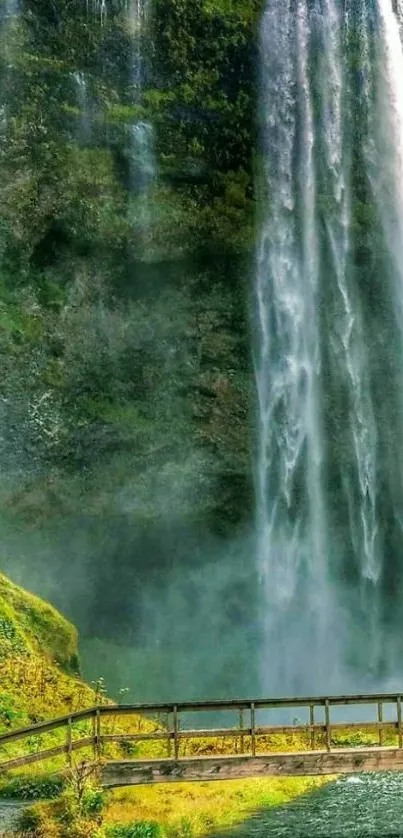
[0,0,259,694]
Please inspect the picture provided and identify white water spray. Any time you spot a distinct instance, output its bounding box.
[255,0,400,694]
[256,0,332,694]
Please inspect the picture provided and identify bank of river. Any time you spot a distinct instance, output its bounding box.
[227,774,403,838]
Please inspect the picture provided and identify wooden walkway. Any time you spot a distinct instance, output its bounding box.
[2,692,403,785]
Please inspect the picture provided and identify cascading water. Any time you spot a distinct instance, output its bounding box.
[256,0,331,694]
[128,0,155,247]
[72,72,92,144]
[256,0,403,695]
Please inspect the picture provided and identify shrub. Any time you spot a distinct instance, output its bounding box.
[81,787,106,818]
[104,823,163,838]
[0,774,64,800]
[18,801,60,837]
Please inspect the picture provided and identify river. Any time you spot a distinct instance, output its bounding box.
[0,799,26,834]
[227,774,403,838]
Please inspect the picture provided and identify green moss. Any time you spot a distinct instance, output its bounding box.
[0,574,78,673]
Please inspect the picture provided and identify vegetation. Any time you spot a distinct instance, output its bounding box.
[0,0,259,541]
[0,573,329,838]
[0,0,264,682]
[0,0,389,835]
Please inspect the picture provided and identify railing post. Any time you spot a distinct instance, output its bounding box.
[325,700,331,752]
[173,705,179,761]
[310,704,315,751]
[95,709,101,761]
[378,702,383,747]
[66,716,72,767]
[398,696,402,749]
[250,702,256,757]
[239,709,244,754]
[167,712,172,758]
[92,710,96,761]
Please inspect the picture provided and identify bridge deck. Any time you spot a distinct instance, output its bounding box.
[1,691,403,784]
[101,747,403,786]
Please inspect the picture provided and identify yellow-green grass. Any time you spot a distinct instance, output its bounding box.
[0,573,160,789]
[104,776,327,836]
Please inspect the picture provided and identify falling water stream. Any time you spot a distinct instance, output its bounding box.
[256,0,330,694]
[128,0,156,245]
[256,0,403,696]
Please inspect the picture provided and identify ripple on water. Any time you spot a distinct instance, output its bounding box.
[225,773,403,838]
[0,800,26,833]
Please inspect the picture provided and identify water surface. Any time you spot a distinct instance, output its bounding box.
[228,774,403,837]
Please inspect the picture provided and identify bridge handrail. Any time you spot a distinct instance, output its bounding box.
[1,690,403,774]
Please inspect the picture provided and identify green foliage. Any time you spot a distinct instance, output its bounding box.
[81,787,107,818]
[18,802,46,833]
[105,822,163,838]
[0,0,256,569]
[0,692,25,727]
[0,574,79,673]
[0,774,64,800]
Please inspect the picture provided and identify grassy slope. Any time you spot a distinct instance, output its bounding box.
[0,572,95,725]
[0,573,326,836]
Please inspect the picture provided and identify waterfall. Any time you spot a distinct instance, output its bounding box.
[72,72,92,144]
[318,0,378,587]
[375,0,403,311]
[127,0,155,251]
[256,0,403,695]
[256,0,331,694]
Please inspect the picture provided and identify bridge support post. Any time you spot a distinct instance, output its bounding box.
[66,717,72,767]
[398,696,402,748]
[173,705,179,761]
[325,700,331,752]
[239,709,244,754]
[378,702,383,747]
[250,703,256,757]
[94,709,101,761]
[166,713,172,758]
[310,704,315,750]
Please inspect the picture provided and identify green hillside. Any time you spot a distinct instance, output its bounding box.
[0,573,324,838]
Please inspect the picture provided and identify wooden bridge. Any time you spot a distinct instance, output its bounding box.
[2,692,403,786]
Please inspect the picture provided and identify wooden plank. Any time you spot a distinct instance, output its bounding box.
[398,696,402,749]
[0,737,94,773]
[99,721,399,745]
[3,691,403,749]
[107,692,403,715]
[4,689,403,759]
[1,718,399,770]
[0,708,97,745]
[100,747,403,787]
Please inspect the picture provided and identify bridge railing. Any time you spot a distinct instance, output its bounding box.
[1,691,403,773]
